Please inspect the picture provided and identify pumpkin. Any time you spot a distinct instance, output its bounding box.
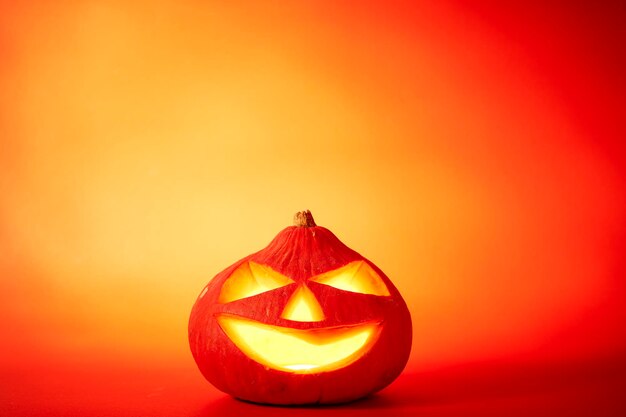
[188,211,412,405]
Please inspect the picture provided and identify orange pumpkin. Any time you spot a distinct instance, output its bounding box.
[188,211,412,404]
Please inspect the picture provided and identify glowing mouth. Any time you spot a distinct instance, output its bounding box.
[216,314,382,374]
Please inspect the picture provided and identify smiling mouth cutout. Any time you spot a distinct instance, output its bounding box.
[217,314,383,373]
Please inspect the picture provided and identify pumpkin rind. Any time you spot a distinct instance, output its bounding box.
[188,212,412,404]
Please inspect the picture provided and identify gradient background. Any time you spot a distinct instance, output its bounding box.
[1,1,625,416]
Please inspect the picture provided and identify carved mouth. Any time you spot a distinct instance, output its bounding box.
[216,314,382,374]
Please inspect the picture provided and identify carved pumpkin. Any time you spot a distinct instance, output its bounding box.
[188,211,412,404]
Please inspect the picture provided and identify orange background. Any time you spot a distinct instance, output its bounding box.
[1,1,625,415]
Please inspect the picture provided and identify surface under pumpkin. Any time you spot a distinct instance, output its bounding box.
[188,211,412,405]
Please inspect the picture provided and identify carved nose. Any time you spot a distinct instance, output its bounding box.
[280,285,325,322]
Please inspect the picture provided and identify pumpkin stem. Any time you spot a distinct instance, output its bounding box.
[293,210,316,227]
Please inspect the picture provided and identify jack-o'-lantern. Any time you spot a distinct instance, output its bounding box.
[188,211,412,404]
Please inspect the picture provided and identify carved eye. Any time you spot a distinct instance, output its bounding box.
[310,261,390,296]
[219,261,294,303]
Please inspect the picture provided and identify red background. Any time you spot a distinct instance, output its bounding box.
[1,1,625,416]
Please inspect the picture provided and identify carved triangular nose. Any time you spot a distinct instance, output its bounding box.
[280,284,325,322]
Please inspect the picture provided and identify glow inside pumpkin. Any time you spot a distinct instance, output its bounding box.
[217,315,382,372]
[214,260,390,373]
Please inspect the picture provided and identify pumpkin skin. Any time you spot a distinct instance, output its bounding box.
[188,211,412,405]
